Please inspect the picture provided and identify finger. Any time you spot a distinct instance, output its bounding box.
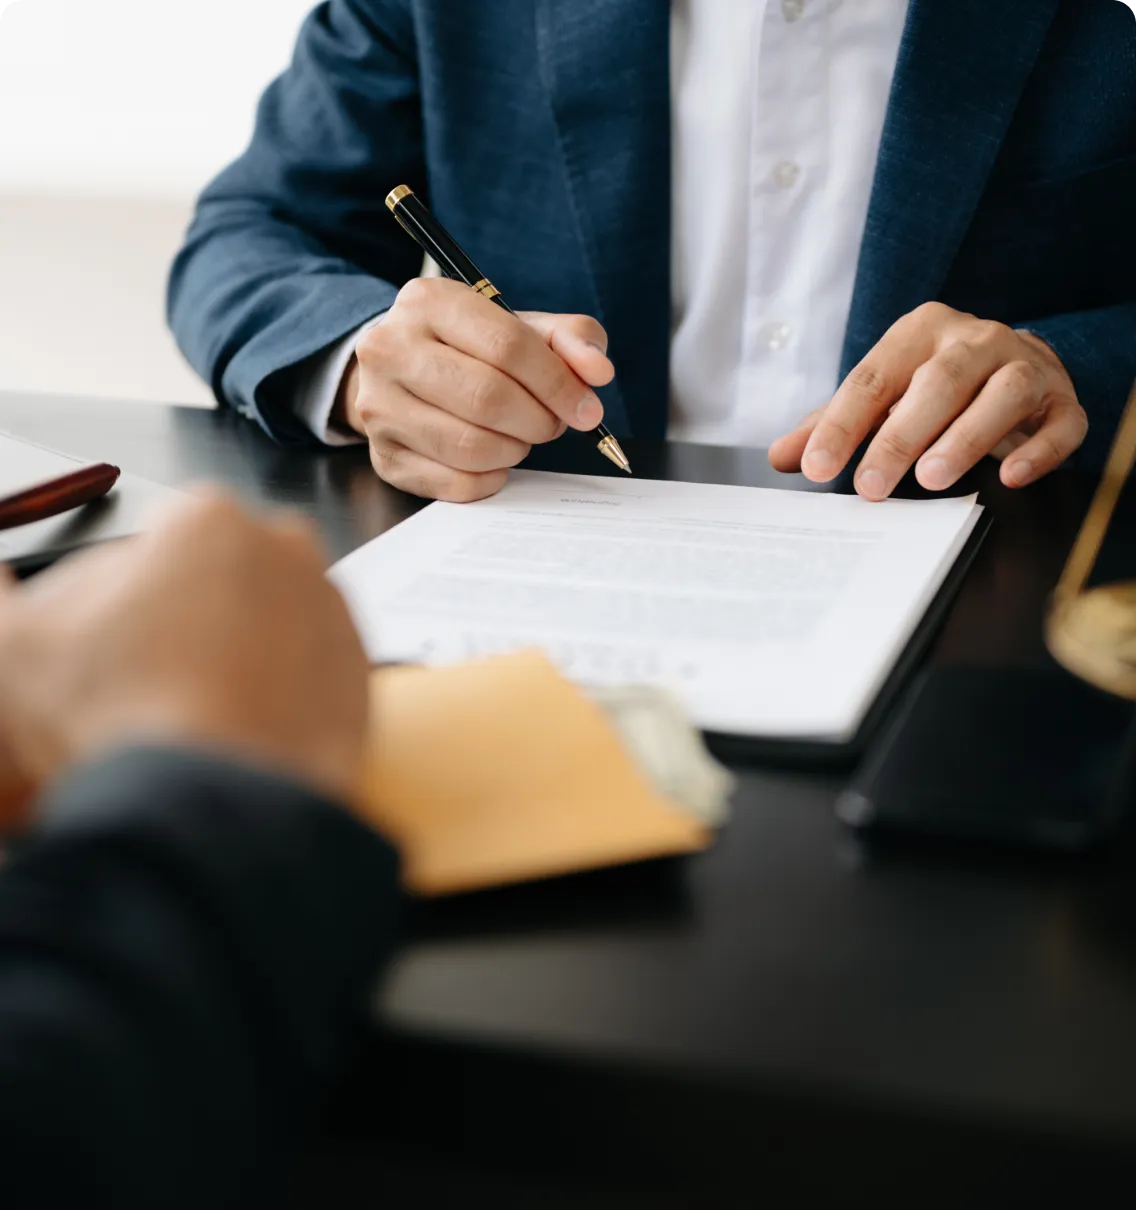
[370,440,509,503]
[522,312,616,389]
[398,343,561,445]
[801,314,939,482]
[368,386,530,474]
[768,409,823,473]
[998,403,1088,489]
[912,361,1047,492]
[854,339,1009,500]
[989,430,1030,462]
[422,286,605,431]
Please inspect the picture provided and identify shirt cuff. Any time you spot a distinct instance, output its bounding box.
[291,316,385,447]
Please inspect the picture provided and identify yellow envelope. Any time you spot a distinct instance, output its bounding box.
[360,651,711,897]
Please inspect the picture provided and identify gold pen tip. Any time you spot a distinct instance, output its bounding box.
[597,434,632,475]
[385,184,413,212]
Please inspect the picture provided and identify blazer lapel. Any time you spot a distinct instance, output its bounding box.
[842,0,1063,372]
[535,0,672,437]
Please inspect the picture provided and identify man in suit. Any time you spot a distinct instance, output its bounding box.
[170,1,1136,502]
[0,493,403,1207]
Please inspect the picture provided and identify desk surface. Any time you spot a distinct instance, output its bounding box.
[6,390,1136,1205]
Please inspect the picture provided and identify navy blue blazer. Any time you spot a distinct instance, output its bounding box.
[169,0,1136,463]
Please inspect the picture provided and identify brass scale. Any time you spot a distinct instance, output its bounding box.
[1047,379,1136,701]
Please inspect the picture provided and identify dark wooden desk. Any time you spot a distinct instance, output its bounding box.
[5,391,1136,1207]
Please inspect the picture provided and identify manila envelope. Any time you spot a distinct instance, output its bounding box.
[359,651,711,897]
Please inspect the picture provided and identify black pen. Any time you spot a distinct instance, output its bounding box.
[385,185,632,475]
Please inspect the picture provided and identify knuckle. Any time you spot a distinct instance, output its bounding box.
[399,345,438,393]
[357,323,416,377]
[437,470,485,504]
[355,323,389,362]
[396,276,436,311]
[951,424,989,463]
[356,388,396,431]
[967,317,1008,345]
[467,370,507,428]
[370,442,402,484]
[1036,431,1068,468]
[846,363,892,406]
[483,322,527,368]
[455,422,496,468]
[912,300,953,326]
[1000,359,1041,398]
[873,427,918,463]
[817,413,858,446]
[419,417,447,464]
[933,347,973,390]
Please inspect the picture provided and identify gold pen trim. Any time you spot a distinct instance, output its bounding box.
[385,184,413,211]
[597,434,632,474]
[471,278,501,300]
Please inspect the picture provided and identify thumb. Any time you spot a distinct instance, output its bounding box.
[521,312,616,389]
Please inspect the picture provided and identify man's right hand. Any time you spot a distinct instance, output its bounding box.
[335,277,615,502]
[0,491,370,816]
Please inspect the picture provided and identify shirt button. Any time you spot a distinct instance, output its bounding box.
[782,0,806,21]
[763,323,793,351]
[772,161,802,190]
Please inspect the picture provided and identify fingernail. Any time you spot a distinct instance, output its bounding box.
[1006,458,1033,487]
[919,457,951,491]
[801,448,836,479]
[856,468,887,500]
[554,420,568,439]
[576,393,604,427]
[586,340,608,355]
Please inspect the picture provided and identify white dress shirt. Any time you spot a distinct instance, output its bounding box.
[295,0,911,449]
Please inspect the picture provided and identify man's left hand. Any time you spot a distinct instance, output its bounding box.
[769,302,1088,500]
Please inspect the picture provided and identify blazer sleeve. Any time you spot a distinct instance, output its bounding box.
[1022,301,1136,467]
[167,0,424,445]
[0,746,403,1209]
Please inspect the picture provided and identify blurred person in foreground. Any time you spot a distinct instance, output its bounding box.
[0,493,404,1207]
[169,2,1136,505]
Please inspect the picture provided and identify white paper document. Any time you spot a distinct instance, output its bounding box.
[330,472,983,741]
[0,430,94,499]
[0,430,183,566]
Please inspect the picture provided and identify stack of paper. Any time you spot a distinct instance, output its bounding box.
[333,472,982,743]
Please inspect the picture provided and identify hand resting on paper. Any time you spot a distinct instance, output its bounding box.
[769,302,1088,501]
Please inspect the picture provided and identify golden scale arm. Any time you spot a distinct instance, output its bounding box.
[1047,379,1136,699]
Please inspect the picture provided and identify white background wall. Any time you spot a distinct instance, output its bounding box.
[0,0,318,402]
[0,0,318,196]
